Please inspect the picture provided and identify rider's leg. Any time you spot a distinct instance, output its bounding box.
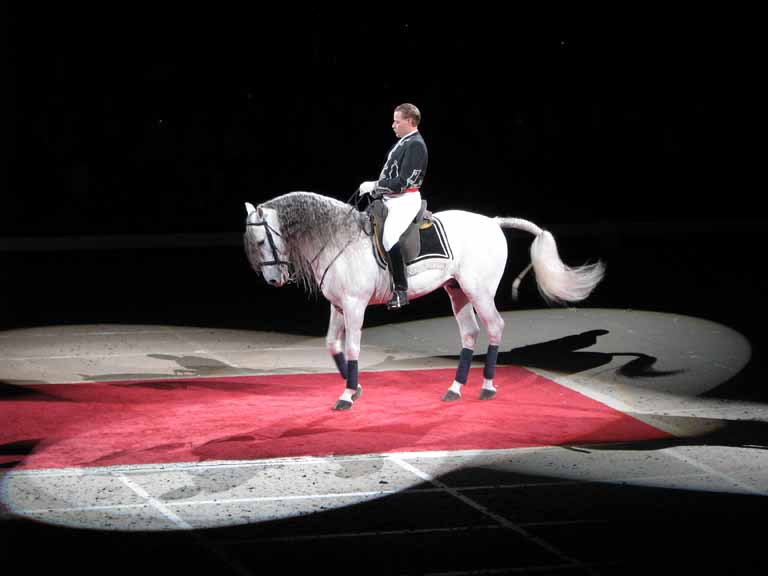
[385,242,408,309]
[382,193,422,310]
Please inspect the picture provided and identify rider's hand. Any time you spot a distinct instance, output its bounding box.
[358,181,378,196]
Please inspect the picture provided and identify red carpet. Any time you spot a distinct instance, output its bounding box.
[1,367,669,470]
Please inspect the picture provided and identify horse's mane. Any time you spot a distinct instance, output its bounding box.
[263,191,367,293]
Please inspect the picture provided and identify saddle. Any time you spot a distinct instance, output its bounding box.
[368,198,433,265]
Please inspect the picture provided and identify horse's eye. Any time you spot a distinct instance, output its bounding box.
[257,239,265,246]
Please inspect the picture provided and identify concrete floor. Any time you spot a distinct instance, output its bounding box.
[2,309,767,575]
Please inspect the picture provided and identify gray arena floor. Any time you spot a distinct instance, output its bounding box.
[3,309,767,575]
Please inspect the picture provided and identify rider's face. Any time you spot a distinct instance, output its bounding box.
[392,111,414,139]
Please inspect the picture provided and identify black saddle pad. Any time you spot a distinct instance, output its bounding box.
[373,216,453,269]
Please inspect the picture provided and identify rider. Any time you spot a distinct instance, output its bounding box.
[359,103,428,310]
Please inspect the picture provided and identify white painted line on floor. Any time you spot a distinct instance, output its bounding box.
[230,524,502,544]
[13,485,500,515]
[388,455,594,574]
[15,485,517,515]
[228,519,608,546]
[165,489,397,508]
[117,474,193,530]
[3,443,727,481]
[117,474,256,576]
[16,471,714,516]
[424,562,611,576]
[389,455,530,529]
[662,447,767,496]
[2,447,550,478]
[24,503,148,514]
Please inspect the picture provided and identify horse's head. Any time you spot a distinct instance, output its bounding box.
[244,202,293,287]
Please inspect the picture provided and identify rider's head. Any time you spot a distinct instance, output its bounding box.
[392,103,421,138]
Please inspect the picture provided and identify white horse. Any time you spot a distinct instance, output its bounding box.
[244,191,604,410]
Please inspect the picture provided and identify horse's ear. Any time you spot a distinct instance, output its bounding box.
[245,202,256,215]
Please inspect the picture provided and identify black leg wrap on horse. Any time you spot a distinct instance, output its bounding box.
[484,345,499,380]
[455,347,474,384]
[333,352,348,380]
[346,360,359,391]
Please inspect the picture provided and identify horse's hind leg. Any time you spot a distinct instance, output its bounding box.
[442,281,480,401]
[470,294,505,400]
[326,304,347,379]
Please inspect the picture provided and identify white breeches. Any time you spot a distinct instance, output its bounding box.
[382,192,422,252]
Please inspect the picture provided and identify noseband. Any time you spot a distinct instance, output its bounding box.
[245,218,292,271]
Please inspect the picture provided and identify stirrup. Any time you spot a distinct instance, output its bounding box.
[387,290,408,310]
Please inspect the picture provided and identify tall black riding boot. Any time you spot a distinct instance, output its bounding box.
[386,243,409,310]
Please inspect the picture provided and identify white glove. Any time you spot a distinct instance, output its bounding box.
[358,181,378,196]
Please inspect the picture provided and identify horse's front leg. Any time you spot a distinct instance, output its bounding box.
[333,299,366,411]
[326,304,347,379]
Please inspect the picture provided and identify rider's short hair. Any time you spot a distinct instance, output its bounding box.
[395,103,421,126]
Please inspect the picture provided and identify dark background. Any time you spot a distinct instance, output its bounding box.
[4,8,764,399]
[8,8,760,235]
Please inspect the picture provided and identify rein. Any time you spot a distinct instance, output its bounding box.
[313,192,370,293]
[316,235,357,293]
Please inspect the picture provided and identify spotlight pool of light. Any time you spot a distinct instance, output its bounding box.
[0,309,757,531]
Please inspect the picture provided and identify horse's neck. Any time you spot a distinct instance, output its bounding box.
[308,226,368,273]
[267,192,381,294]
[310,230,379,297]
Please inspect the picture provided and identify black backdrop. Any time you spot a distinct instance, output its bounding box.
[8,8,760,237]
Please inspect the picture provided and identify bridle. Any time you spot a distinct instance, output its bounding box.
[245,215,293,274]
[245,193,368,291]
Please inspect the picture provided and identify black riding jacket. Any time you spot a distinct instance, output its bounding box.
[377,131,428,195]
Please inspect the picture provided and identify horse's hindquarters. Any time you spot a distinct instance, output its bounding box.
[433,210,508,293]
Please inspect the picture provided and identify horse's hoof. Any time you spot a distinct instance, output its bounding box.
[479,389,496,401]
[351,385,363,401]
[442,390,461,402]
[333,400,353,411]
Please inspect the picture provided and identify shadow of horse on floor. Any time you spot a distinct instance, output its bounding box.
[449,329,685,378]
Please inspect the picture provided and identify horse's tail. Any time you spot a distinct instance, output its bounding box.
[494,217,605,305]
